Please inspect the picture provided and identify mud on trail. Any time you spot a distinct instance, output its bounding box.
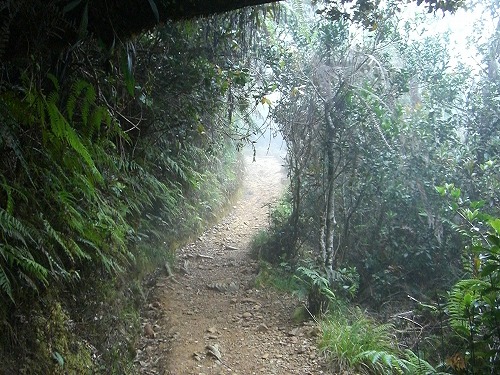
[135,150,334,375]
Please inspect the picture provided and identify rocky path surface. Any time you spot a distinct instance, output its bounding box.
[135,151,333,375]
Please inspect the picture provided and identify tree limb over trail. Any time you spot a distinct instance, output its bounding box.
[0,0,282,61]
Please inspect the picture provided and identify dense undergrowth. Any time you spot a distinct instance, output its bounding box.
[248,2,499,374]
[252,192,500,374]
[0,7,262,373]
[0,127,243,374]
[1,1,499,373]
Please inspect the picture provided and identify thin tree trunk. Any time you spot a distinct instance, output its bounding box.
[324,100,336,271]
[289,152,301,257]
[322,83,347,271]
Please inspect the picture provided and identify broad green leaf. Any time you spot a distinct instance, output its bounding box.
[489,219,500,235]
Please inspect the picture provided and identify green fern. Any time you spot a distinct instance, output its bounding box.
[26,77,105,183]
[0,262,13,301]
[0,242,49,295]
[354,350,407,374]
[66,79,97,126]
[401,349,450,375]
[165,155,190,183]
[0,208,34,246]
[43,219,76,263]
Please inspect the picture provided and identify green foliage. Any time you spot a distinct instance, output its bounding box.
[295,266,336,315]
[320,305,447,375]
[253,260,300,292]
[320,306,397,374]
[250,196,296,261]
[442,194,500,373]
[267,0,486,308]
[1,6,249,373]
[0,76,124,301]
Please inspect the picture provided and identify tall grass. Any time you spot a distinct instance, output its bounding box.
[319,304,448,375]
[320,305,397,373]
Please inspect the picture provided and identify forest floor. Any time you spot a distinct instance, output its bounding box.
[134,147,335,375]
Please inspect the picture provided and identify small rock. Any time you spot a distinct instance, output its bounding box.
[288,327,300,336]
[297,346,306,354]
[144,323,155,339]
[227,282,239,292]
[207,326,218,334]
[257,323,269,333]
[261,353,270,359]
[242,312,252,319]
[241,297,259,304]
[193,352,203,361]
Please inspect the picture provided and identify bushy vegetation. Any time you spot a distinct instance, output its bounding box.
[320,305,412,375]
[251,1,499,374]
[0,5,270,373]
[1,0,497,373]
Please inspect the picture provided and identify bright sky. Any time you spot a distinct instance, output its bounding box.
[402,2,498,71]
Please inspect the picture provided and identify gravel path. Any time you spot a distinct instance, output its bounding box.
[135,150,334,375]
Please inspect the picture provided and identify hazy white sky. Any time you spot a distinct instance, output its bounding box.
[403,2,497,70]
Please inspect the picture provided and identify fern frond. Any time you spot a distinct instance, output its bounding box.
[64,124,103,181]
[0,263,13,301]
[401,349,448,375]
[165,155,189,183]
[89,106,111,137]
[16,269,40,291]
[95,247,123,274]
[447,277,491,336]
[0,243,49,295]
[66,79,96,124]
[355,350,407,374]
[0,208,34,246]
[74,173,97,201]
[43,219,75,263]
[67,238,91,261]
[43,90,104,182]
[16,256,49,285]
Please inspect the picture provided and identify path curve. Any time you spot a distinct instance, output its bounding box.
[136,151,333,375]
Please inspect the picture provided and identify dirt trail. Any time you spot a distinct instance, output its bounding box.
[136,150,333,375]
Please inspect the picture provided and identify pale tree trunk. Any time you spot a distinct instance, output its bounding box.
[320,84,346,273]
[323,100,336,273]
